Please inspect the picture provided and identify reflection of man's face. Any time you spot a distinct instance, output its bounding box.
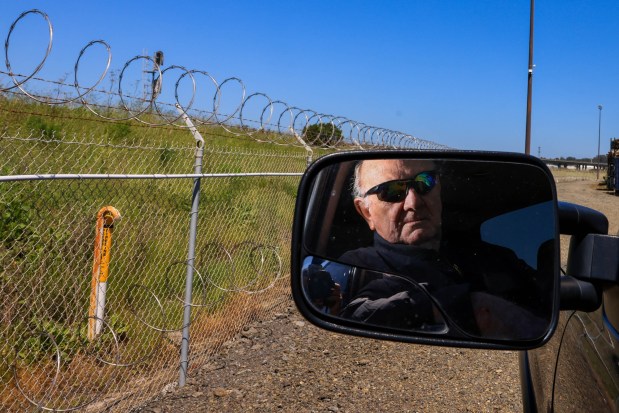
[354,159,442,250]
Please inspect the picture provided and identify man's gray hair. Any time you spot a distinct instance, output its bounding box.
[351,160,365,199]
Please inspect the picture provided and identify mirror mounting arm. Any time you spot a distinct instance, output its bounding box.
[558,201,609,238]
[567,234,619,285]
[559,275,602,311]
[559,202,618,312]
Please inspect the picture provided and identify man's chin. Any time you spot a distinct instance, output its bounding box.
[401,230,440,250]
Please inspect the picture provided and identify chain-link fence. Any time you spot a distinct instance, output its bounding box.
[0,8,453,411]
[0,128,309,411]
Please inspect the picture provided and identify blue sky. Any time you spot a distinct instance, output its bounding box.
[1,1,617,158]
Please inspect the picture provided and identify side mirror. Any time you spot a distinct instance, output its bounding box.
[291,151,560,350]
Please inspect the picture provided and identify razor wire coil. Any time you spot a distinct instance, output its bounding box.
[1,9,450,151]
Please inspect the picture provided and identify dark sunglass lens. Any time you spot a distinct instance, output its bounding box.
[379,181,408,202]
[413,172,436,195]
[371,172,436,202]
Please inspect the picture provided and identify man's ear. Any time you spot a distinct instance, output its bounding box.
[353,197,375,231]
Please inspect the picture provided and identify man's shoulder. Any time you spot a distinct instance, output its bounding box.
[339,246,380,268]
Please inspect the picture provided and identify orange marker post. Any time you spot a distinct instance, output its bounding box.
[88,206,121,341]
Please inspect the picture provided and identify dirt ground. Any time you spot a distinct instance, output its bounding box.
[139,176,618,413]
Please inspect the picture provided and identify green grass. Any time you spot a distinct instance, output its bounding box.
[0,97,311,390]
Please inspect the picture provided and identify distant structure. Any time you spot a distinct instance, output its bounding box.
[607,138,619,194]
[542,158,601,171]
[142,50,164,101]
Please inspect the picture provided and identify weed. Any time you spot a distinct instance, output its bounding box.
[24,115,62,140]
[159,146,176,165]
[107,122,132,143]
[0,201,38,251]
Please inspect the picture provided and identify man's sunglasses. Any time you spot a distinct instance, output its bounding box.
[363,171,438,202]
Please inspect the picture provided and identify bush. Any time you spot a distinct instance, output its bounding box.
[302,123,343,147]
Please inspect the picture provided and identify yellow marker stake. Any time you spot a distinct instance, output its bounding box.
[88,206,121,341]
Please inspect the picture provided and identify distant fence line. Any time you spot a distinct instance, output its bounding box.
[0,8,449,413]
[542,158,606,170]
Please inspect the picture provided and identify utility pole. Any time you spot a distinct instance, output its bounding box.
[143,51,164,110]
[152,51,164,99]
[597,104,603,180]
[524,0,535,155]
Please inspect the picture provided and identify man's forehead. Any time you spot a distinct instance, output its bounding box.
[360,159,435,184]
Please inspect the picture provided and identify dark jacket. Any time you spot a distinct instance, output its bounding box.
[338,233,478,335]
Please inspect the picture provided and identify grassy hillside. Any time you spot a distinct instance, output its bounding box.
[0,97,318,407]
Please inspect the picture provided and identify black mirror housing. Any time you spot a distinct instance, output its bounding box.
[557,202,619,312]
[291,151,561,350]
[568,234,619,283]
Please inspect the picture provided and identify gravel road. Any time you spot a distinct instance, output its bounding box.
[140,177,617,413]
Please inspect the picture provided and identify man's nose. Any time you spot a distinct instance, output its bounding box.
[403,187,424,210]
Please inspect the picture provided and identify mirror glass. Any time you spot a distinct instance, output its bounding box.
[300,158,556,341]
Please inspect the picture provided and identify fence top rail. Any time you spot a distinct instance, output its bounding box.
[0,172,304,182]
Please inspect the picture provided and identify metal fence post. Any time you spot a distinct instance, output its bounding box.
[176,104,205,387]
[290,129,313,166]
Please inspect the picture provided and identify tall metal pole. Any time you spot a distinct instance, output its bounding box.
[597,104,603,180]
[525,0,535,155]
[176,104,205,387]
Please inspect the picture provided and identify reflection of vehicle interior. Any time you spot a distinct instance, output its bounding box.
[305,160,554,268]
[305,260,449,333]
[305,161,371,258]
[303,259,363,310]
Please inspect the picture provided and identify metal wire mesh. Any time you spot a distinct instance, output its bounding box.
[0,130,306,411]
[0,8,452,411]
